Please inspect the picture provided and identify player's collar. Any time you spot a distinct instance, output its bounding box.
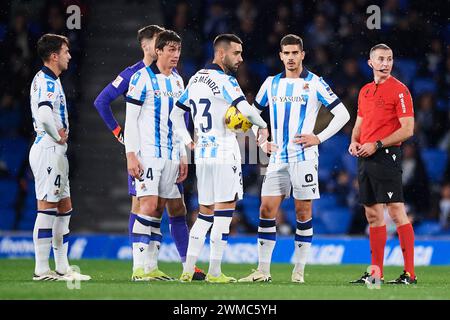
[41,66,58,80]
[299,68,309,78]
[149,61,161,74]
[205,63,225,73]
[280,67,310,79]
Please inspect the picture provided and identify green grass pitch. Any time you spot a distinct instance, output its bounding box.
[0,259,449,300]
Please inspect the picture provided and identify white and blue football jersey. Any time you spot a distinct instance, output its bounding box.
[126,62,185,160]
[254,68,341,163]
[30,66,68,146]
[175,63,246,161]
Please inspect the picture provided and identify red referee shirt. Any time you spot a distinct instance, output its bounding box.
[357,75,414,145]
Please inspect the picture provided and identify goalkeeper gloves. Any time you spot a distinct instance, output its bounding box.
[112,125,124,145]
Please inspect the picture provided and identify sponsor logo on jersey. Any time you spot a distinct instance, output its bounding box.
[272,96,306,103]
[112,75,124,88]
[399,93,406,113]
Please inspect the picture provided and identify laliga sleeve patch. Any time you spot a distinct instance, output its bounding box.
[112,75,124,88]
[47,81,55,92]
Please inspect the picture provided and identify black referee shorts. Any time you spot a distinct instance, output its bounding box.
[358,146,404,205]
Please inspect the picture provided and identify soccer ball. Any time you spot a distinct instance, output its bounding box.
[225,106,252,133]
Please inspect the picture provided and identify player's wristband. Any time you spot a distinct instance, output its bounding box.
[112,125,122,137]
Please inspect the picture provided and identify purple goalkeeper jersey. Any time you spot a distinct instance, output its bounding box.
[93,60,146,131]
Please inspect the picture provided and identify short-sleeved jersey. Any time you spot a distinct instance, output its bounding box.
[30,66,68,147]
[357,76,414,145]
[126,62,185,160]
[254,68,341,163]
[175,63,246,161]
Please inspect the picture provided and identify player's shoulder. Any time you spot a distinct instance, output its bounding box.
[121,60,146,80]
[388,76,410,92]
[35,68,59,92]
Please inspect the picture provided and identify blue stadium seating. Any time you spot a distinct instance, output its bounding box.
[0,109,21,135]
[318,133,349,180]
[341,152,358,177]
[0,178,19,209]
[0,208,16,230]
[358,58,372,78]
[394,59,417,86]
[17,208,35,230]
[414,220,443,236]
[413,78,437,96]
[0,137,29,177]
[319,207,352,234]
[240,195,260,230]
[421,148,448,183]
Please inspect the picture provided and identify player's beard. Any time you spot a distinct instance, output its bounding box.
[224,56,240,73]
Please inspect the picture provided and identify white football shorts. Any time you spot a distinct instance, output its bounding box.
[261,158,320,200]
[196,158,243,205]
[135,156,181,199]
[29,143,70,202]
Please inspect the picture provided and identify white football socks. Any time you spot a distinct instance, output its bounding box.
[53,210,72,274]
[208,209,233,277]
[131,214,152,272]
[293,218,313,274]
[257,218,276,274]
[183,213,213,274]
[145,217,162,273]
[33,209,57,275]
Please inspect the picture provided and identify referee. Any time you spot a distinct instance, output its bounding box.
[348,44,416,285]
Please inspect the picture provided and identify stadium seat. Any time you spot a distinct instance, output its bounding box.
[0,178,19,209]
[414,220,443,236]
[320,207,352,234]
[0,208,16,230]
[358,58,372,78]
[421,148,448,183]
[394,59,417,86]
[312,193,338,217]
[318,134,348,181]
[17,208,36,231]
[280,197,296,228]
[0,137,29,177]
[341,152,358,177]
[413,78,437,96]
[240,195,260,230]
[0,109,21,135]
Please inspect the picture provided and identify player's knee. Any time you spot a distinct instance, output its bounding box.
[296,211,312,222]
[387,203,408,225]
[364,207,383,225]
[260,203,276,219]
[139,199,158,215]
[167,200,186,217]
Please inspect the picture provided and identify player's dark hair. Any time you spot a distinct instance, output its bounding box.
[280,34,303,51]
[137,25,164,43]
[37,33,69,62]
[369,43,392,57]
[213,34,243,49]
[155,30,182,50]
